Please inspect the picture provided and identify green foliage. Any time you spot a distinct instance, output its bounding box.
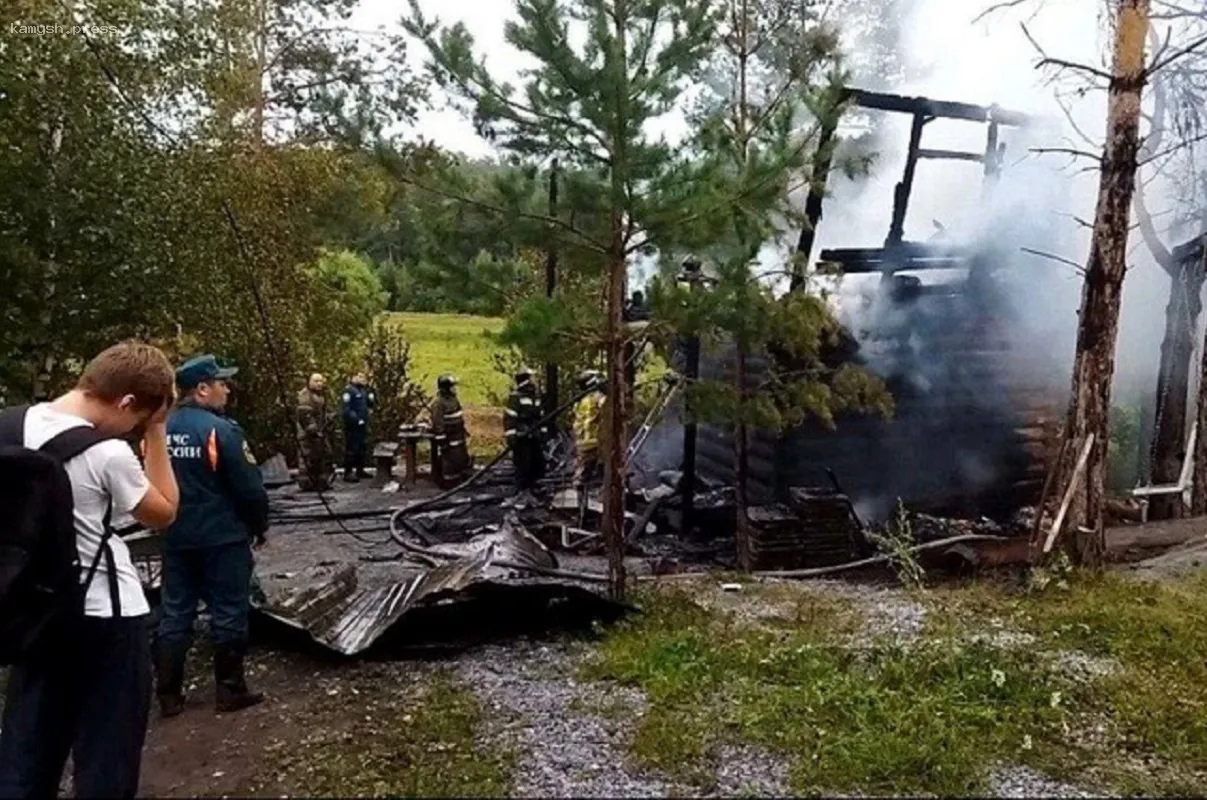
[867,499,925,590]
[361,319,429,441]
[1107,404,1142,492]
[0,0,420,451]
[644,0,891,459]
[304,248,388,373]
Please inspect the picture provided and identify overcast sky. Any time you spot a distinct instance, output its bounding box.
[352,0,1109,161]
[346,0,1177,390]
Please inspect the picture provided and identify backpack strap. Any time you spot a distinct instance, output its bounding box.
[37,424,124,618]
[37,425,114,464]
[0,405,31,446]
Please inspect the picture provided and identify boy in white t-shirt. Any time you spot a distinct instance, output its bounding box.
[0,342,180,799]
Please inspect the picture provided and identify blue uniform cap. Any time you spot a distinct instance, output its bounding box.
[176,354,238,390]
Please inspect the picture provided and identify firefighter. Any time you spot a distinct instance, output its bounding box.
[431,374,471,486]
[503,367,546,505]
[340,372,376,483]
[296,373,333,491]
[572,369,605,528]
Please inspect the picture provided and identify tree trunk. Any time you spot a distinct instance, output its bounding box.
[1149,266,1203,519]
[544,159,560,417]
[600,218,628,601]
[1191,245,1207,514]
[1048,0,1151,566]
[734,337,753,571]
[253,0,268,147]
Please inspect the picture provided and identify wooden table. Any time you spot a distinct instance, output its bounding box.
[397,426,436,486]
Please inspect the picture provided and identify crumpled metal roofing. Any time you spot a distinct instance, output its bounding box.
[253,517,612,656]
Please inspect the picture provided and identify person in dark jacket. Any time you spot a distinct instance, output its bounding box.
[156,355,269,718]
[340,372,376,483]
[431,375,471,486]
[503,367,546,506]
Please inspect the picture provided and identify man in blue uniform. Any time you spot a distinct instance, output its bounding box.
[156,355,269,717]
[340,372,376,483]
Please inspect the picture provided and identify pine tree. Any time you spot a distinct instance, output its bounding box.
[406,0,731,599]
[649,0,891,570]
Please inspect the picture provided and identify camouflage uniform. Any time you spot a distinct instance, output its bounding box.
[296,387,333,491]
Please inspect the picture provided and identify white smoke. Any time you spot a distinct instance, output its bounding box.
[817,0,1176,407]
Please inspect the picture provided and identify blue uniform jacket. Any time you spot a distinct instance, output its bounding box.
[341,384,376,428]
[164,401,269,551]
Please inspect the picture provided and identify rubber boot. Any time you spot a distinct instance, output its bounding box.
[154,640,187,718]
[214,643,264,713]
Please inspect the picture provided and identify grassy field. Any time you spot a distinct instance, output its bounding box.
[387,312,508,406]
[386,312,508,456]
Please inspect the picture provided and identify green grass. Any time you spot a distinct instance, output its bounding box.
[928,571,1207,791]
[256,670,513,797]
[583,573,1207,796]
[387,312,508,406]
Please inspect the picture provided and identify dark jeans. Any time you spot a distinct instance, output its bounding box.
[0,615,152,799]
[512,438,545,491]
[158,541,254,651]
[344,424,367,475]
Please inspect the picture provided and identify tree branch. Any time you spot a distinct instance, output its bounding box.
[972,0,1031,24]
[392,174,608,255]
[1029,146,1103,162]
[1021,22,1111,82]
[1135,36,1175,272]
[1148,32,1207,76]
[1020,247,1087,276]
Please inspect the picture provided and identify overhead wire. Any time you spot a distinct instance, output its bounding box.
[53,8,675,559]
[57,2,388,547]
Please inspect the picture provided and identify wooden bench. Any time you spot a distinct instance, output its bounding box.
[371,441,400,487]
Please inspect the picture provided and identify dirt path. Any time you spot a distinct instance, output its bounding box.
[140,648,346,797]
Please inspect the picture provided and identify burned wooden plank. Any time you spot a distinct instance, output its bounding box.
[846,88,1033,127]
[917,148,985,162]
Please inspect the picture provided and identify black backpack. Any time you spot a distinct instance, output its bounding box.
[0,405,120,665]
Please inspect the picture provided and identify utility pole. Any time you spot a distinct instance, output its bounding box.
[678,257,704,539]
[544,158,560,417]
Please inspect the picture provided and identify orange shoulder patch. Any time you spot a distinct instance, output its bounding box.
[206,429,219,471]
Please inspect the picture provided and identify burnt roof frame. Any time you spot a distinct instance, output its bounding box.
[793,88,1035,286]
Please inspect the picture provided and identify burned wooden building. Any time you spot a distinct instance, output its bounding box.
[671,89,1069,531]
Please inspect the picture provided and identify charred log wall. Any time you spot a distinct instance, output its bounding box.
[691,279,1065,523]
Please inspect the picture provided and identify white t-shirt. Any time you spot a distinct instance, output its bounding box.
[23,404,151,618]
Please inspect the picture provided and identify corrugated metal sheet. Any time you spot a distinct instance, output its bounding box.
[256,519,611,656]
[124,488,619,657]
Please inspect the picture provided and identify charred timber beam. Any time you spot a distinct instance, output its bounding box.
[792,113,840,290]
[917,148,984,163]
[1148,263,1205,519]
[984,121,1003,184]
[886,111,929,250]
[819,243,973,262]
[846,89,1033,127]
[823,258,969,273]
